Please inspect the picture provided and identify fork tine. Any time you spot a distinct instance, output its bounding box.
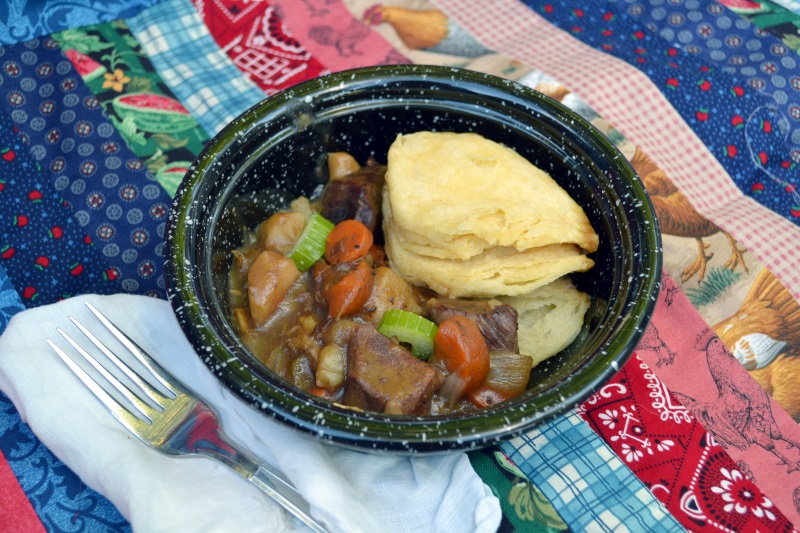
[85,301,175,396]
[47,338,153,428]
[55,328,158,424]
[70,316,168,409]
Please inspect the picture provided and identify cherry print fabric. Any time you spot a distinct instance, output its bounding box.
[527,1,800,224]
[608,0,800,155]
[0,110,119,305]
[0,37,170,297]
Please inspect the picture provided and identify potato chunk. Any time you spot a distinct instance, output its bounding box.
[247,250,301,326]
[316,344,346,390]
[257,211,306,255]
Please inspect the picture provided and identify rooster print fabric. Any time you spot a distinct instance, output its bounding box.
[528,0,800,224]
[635,272,800,527]
[344,0,533,80]
[580,354,795,532]
[527,77,800,425]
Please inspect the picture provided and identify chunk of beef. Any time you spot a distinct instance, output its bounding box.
[425,297,519,353]
[344,323,442,415]
[320,160,386,235]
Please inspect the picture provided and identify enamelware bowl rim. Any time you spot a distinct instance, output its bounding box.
[165,64,662,453]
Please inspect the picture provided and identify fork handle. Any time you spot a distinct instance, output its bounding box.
[201,443,329,533]
[196,437,329,533]
[248,464,329,533]
[177,406,329,532]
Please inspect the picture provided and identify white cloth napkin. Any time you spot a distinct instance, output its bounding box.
[0,294,501,533]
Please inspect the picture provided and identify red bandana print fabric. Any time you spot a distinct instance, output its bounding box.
[192,0,327,94]
[579,355,796,532]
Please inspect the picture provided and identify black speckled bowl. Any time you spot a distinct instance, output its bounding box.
[165,65,661,454]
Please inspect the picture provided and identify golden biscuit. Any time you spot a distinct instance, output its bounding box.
[385,227,594,298]
[384,131,598,259]
[500,276,591,366]
[383,131,598,298]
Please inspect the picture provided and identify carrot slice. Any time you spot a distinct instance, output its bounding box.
[323,260,374,318]
[325,219,373,265]
[366,244,386,268]
[431,315,490,395]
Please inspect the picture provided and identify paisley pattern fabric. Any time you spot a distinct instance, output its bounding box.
[0,264,25,334]
[0,37,170,298]
[0,389,130,532]
[580,354,795,532]
[192,0,329,95]
[0,0,159,45]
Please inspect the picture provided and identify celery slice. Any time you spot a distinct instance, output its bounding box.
[289,212,334,271]
[378,309,438,360]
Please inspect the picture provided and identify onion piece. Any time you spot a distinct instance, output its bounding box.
[438,364,469,408]
[467,352,533,408]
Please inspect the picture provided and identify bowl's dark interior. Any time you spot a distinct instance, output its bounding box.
[166,66,661,453]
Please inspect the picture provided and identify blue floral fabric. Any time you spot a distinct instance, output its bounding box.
[0,264,130,531]
[0,0,160,45]
[0,388,131,532]
[0,264,25,333]
[529,0,800,224]
[0,37,171,298]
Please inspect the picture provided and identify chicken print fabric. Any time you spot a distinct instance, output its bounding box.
[638,272,800,526]
[519,76,800,531]
[345,0,533,80]
[712,268,800,422]
[579,353,796,532]
[522,41,800,531]
[269,0,411,69]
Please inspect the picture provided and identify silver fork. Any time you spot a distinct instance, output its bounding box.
[47,301,328,533]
